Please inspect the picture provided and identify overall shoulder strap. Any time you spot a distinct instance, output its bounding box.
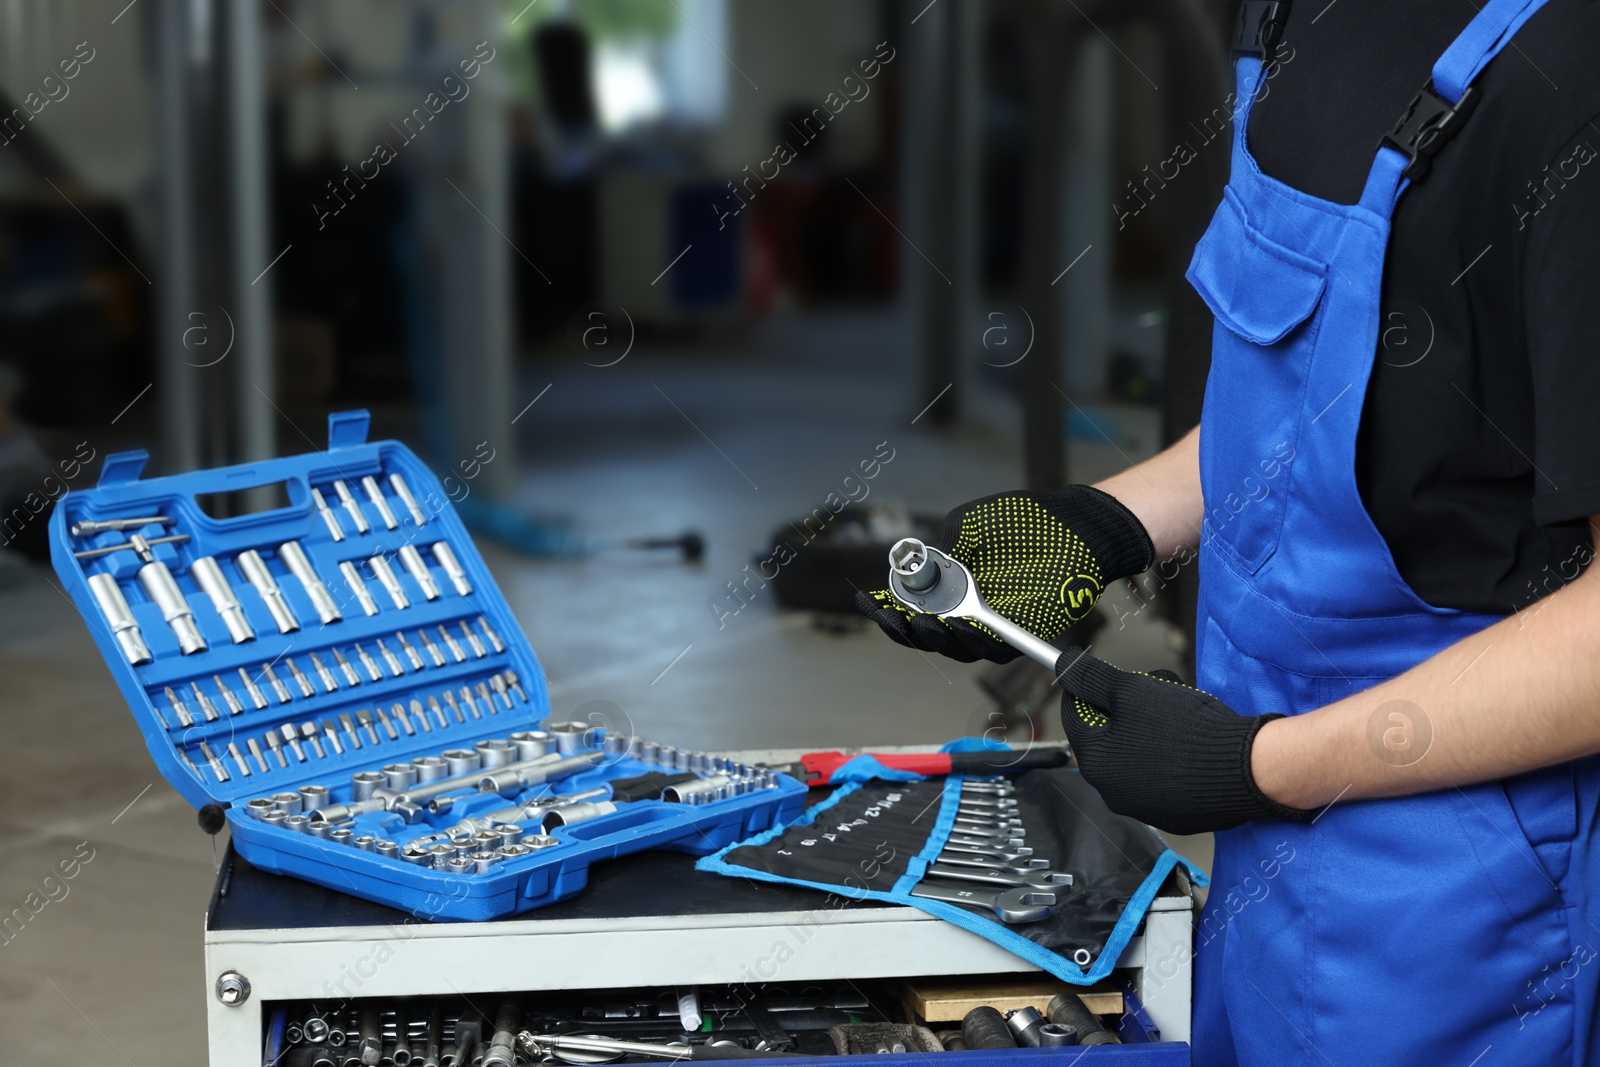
[1360,0,1552,213]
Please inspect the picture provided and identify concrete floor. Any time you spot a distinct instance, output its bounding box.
[0,311,1207,1063]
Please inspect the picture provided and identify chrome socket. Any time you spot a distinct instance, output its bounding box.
[368,555,408,610]
[443,749,481,777]
[398,545,439,601]
[328,827,355,847]
[238,550,299,633]
[375,839,400,859]
[192,556,255,643]
[280,541,342,624]
[284,814,312,833]
[664,775,733,804]
[432,542,471,595]
[383,763,418,791]
[272,792,303,815]
[509,731,549,761]
[137,560,207,654]
[87,572,152,665]
[351,771,386,801]
[332,479,370,535]
[311,486,345,541]
[340,562,380,617]
[362,475,399,531]
[474,739,516,769]
[411,756,447,783]
[299,784,331,809]
[470,851,500,874]
[541,801,616,830]
[389,472,428,526]
[548,722,589,756]
[246,798,276,820]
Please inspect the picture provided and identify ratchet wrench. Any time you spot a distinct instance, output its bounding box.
[887,538,1063,670]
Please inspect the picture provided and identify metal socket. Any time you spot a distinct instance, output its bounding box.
[509,731,549,761]
[87,572,152,665]
[351,771,386,801]
[237,550,299,633]
[541,801,617,830]
[137,560,207,654]
[547,721,592,756]
[397,545,439,600]
[431,542,471,595]
[280,541,342,624]
[368,555,408,610]
[246,798,276,820]
[383,763,418,791]
[411,756,447,783]
[361,475,399,530]
[192,556,255,643]
[474,739,516,769]
[389,472,428,526]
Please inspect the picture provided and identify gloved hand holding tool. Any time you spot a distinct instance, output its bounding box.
[1054,648,1310,835]
[856,488,1154,663]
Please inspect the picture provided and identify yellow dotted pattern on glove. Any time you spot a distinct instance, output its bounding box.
[865,588,1002,642]
[1071,695,1108,729]
[950,496,1105,640]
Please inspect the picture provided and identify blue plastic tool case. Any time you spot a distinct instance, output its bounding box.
[50,410,806,920]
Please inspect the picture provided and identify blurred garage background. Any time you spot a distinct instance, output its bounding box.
[0,0,1229,1059]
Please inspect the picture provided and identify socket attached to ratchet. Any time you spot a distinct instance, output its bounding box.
[886,538,1062,671]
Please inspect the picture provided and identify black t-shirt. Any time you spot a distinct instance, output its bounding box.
[1244,0,1600,614]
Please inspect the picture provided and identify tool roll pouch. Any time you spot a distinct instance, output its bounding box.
[698,760,1206,985]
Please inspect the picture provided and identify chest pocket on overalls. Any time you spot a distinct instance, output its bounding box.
[1187,185,1329,574]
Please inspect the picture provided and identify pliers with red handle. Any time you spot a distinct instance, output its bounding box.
[767,746,1069,788]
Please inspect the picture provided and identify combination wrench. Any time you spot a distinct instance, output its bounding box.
[925,862,1073,892]
[936,853,1057,876]
[910,880,1053,923]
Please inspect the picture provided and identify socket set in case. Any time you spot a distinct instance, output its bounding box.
[51,410,805,920]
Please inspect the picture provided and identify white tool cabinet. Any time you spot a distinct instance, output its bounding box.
[202,749,1195,1066]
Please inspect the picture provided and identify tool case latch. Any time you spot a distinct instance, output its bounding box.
[97,450,150,488]
[327,410,372,450]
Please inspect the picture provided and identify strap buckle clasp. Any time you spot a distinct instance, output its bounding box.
[1232,1,1289,58]
[1380,81,1479,182]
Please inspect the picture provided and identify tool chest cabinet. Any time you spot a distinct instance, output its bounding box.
[204,748,1195,1066]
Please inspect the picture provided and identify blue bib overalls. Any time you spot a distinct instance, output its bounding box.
[1188,1,1600,1062]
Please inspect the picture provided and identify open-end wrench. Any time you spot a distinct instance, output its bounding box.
[926,862,1073,892]
[911,879,1053,923]
[958,794,1018,810]
[937,852,1056,876]
[948,833,1028,850]
[943,842,1040,864]
[956,808,1022,824]
[888,538,1064,670]
[940,838,1043,857]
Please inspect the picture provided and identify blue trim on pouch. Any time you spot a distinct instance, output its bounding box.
[698,758,1208,986]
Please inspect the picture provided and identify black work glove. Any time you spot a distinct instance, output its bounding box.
[1055,648,1311,835]
[856,486,1154,663]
